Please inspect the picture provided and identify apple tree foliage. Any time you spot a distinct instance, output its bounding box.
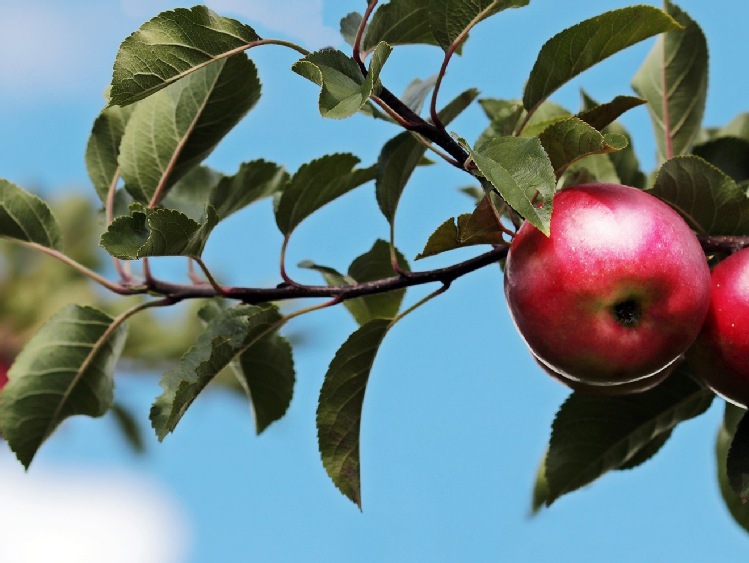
[1,0,749,526]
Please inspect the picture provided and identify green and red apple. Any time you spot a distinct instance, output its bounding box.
[504,183,711,390]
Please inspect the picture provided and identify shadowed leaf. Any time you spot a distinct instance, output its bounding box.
[727,411,749,502]
[717,403,749,533]
[577,95,646,131]
[632,1,708,162]
[363,0,440,52]
[524,6,680,114]
[317,319,391,508]
[0,305,128,468]
[86,105,135,203]
[429,0,529,51]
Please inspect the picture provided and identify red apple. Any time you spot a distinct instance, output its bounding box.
[686,248,749,407]
[504,183,711,386]
[0,359,8,390]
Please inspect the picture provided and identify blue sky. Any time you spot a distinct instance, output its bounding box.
[1,1,749,562]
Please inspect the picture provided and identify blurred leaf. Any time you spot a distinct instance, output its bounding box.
[151,304,282,440]
[632,1,707,162]
[0,179,62,250]
[603,121,646,189]
[692,138,749,184]
[110,403,146,453]
[160,165,223,221]
[524,6,680,115]
[467,136,556,235]
[292,43,392,119]
[237,332,295,434]
[576,96,646,131]
[401,76,439,115]
[717,403,749,534]
[275,154,374,236]
[363,0,439,51]
[100,203,218,259]
[721,114,749,141]
[109,6,260,106]
[86,105,135,203]
[478,99,525,141]
[543,367,713,506]
[429,0,529,51]
[0,305,128,468]
[416,213,504,260]
[376,88,479,225]
[340,12,364,46]
[531,450,550,514]
[317,318,391,508]
[650,155,749,235]
[301,240,409,325]
[561,154,621,187]
[538,117,628,177]
[727,411,749,502]
[119,54,261,205]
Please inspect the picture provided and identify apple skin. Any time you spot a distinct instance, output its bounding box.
[686,248,749,407]
[505,183,711,386]
[0,359,8,390]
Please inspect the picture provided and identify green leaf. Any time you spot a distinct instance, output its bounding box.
[531,450,550,514]
[576,95,646,131]
[467,137,556,235]
[650,155,749,235]
[721,114,749,142]
[340,12,364,47]
[160,165,223,221]
[110,403,146,453]
[429,0,529,51]
[292,43,392,119]
[0,305,128,468]
[603,121,646,189]
[631,1,708,162]
[415,213,504,260]
[362,0,439,52]
[150,304,282,440]
[401,76,439,115]
[210,160,288,221]
[616,430,673,471]
[237,332,295,434]
[109,6,261,106]
[717,403,749,534]
[561,154,621,187]
[692,137,749,184]
[86,104,135,203]
[119,54,261,205]
[543,367,713,505]
[376,88,479,225]
[727,411,749,502]
[100,203,218,259]
[538,117,628,177]
[317,319,392,507]
[300,240,410,325]
[0,179,62,250]
[275,154,373,236]
[523,6,681,114]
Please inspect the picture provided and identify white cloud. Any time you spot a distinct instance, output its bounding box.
[204,0,341,49]
[0,459,191,563]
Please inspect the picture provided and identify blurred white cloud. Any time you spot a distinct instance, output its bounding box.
[0,458,191,563]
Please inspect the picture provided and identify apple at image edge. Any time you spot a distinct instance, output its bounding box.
[504,183,711,387]
[686,247,749,408]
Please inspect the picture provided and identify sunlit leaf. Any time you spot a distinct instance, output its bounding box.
[0,305,128,468]
[86,104,135,203]
[523,6,680,115]
[0,179,62,250]
[538,117,628,177]
[416,214,504,260]
[292,43,392,119]
[151,304,282,440]
[429,0,529,51]
[631,1,707,162]
[317,319,392,508]
[543,367,713,505]
[376,88,479,225]
[467,136,556,235]
[100,203,218,259]
[109,6,261,106]
[650,155,749,235]
[363,0,439,52]
[119,54,261,205]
